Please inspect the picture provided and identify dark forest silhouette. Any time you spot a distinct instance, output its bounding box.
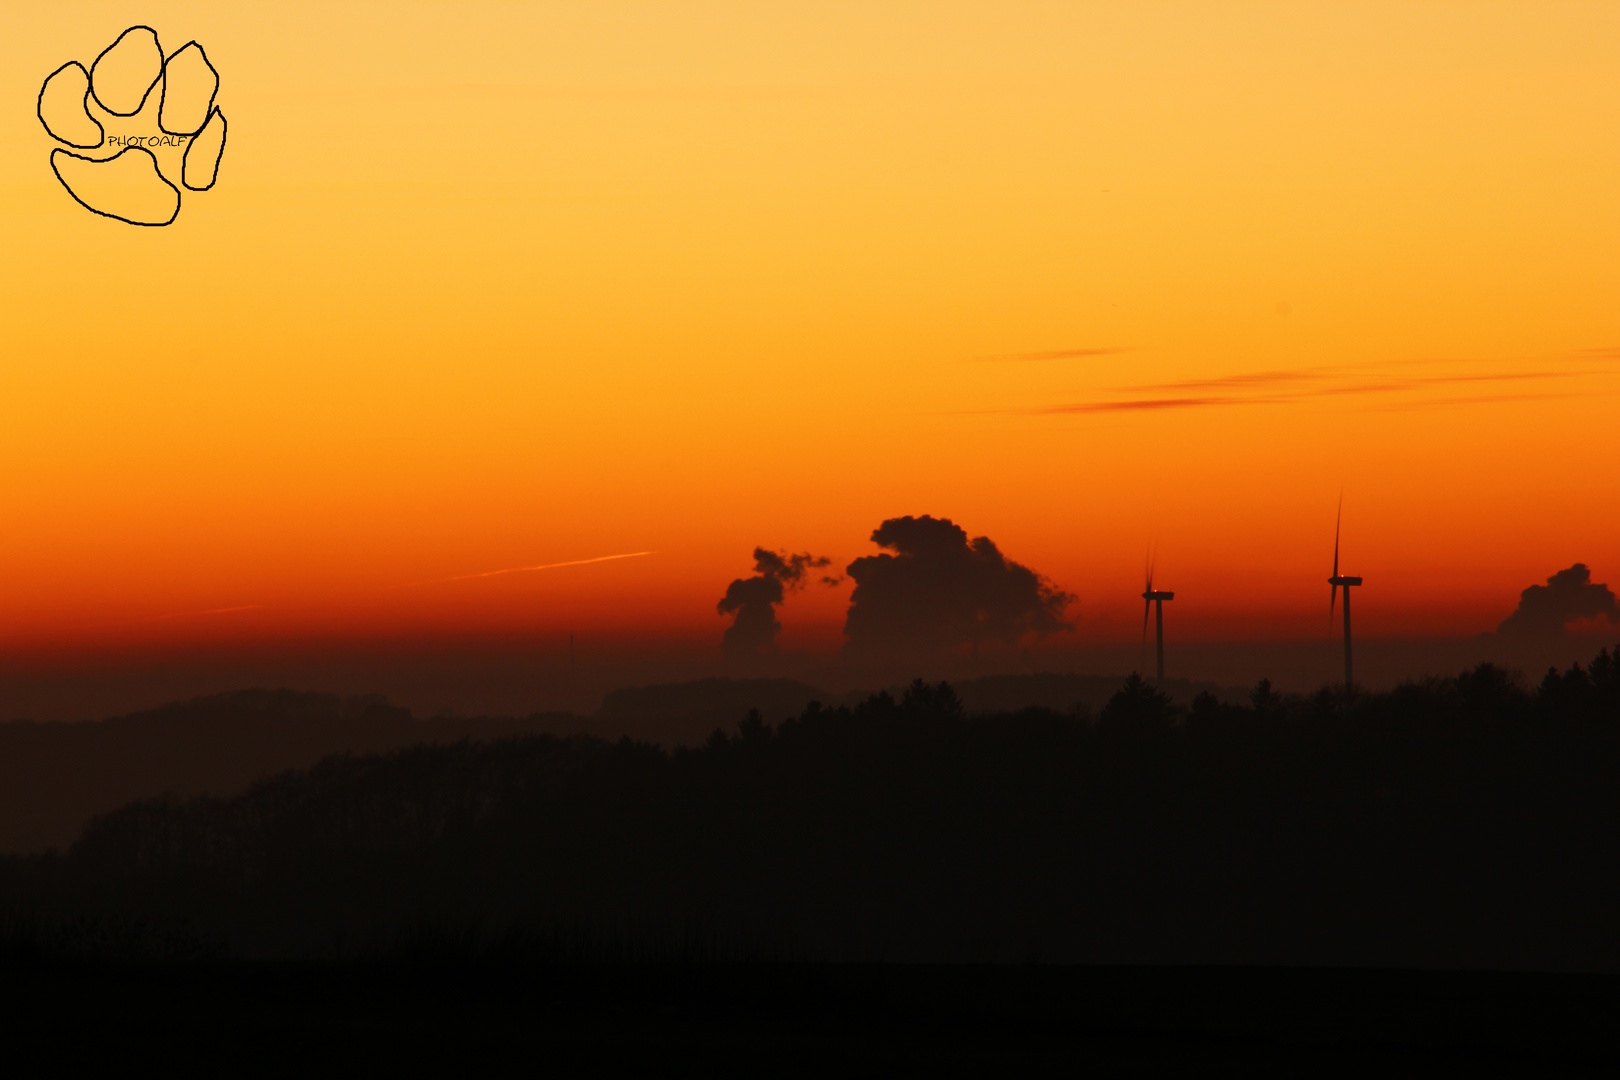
[4,645,1617,970]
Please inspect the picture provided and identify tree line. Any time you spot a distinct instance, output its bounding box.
[3,647,1618,967]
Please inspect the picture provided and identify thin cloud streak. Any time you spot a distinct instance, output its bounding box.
[1024,367,1610,416]
[1370,391,1588,412]
[981,347,1131,362]
[1112,357,1433,394]
[1119,369,1328,392]
[1120,367,1584,395]
[1039,396,1275,414]
[153,604,263,621]
[407,551,656,587]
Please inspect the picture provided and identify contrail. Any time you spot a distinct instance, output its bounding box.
[154,604,263,621]
[408,551,656,586]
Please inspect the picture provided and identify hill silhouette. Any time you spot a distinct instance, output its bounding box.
[948,671,1247,714]
[4,647,1617,970]
[2,672,1234,854]
[591,676,826,744]
[0,690,581,853]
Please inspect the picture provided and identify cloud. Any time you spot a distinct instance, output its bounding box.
[406,551,654,586]
[1117,369,1327,393]
[718,548,834,658]
[1039,396,1271,414]
[1371,391,1581,412]
[153,604,262,621]
[842,515,1072,660]
[981,347,1130,361]
[1024,366,1607,416]
[1496,563,1619,638]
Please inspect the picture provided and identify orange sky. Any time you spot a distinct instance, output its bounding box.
[2,1,1618,656]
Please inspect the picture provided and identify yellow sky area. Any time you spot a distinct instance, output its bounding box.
[1,2,1618,650]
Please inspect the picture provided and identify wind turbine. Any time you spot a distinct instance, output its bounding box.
[1141,555,1174,684]
[1327,500,1363,691]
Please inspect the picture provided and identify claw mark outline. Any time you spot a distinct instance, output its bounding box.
[36,61,105,149]
[181,108,228,192]
[39,25,226,224]
[88,25,165,117]
[49,146,181,227]
[158,40,220,137]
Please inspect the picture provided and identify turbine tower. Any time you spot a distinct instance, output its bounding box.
[1327,500,1363,691]
[1141,556,1174,684]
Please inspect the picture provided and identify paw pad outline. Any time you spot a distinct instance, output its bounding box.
[38,26,227,227]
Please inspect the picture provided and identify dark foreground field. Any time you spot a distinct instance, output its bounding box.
[3,957,1616,1072]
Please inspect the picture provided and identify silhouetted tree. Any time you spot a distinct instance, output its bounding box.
[1538,663,1593,720]
[1456,662,1528,723]
[1097,673,1174,732]
[736,707,770,744]
[1250,678,1279,716]
[899,679,964,721]
[1592,647,1620,717]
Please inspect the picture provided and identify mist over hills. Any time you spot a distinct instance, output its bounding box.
[0,671,1257,854]
[0,691,576,854]
[596,671,1251,745]
[4,629,1610,726]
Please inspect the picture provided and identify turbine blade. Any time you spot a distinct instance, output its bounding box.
[1329,582,1338,627]
[1332,494,1342,578]
[1142,598,1151,644]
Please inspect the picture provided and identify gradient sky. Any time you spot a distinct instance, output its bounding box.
[2,1,1618,658]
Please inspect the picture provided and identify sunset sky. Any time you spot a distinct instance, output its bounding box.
[3,1,1618,663]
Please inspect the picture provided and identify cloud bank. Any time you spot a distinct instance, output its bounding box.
[842,515,1072,661]
[1496,563,1618,638]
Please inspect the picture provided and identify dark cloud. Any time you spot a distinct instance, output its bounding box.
[1496,564,1618,638]
[718,548,834,658]
[842,515,1072,660]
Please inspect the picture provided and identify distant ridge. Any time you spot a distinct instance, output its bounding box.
[0,689,581,854]
[593,677,827,745]
[0,672,1246,855]
[948,672,1251,715]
